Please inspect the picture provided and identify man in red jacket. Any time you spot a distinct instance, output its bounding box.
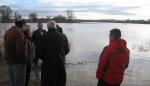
[96,29,130,86]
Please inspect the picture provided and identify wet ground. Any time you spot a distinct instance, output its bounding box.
[0,58,150,86]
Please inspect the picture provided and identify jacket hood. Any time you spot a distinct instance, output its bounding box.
[109,38,127,52]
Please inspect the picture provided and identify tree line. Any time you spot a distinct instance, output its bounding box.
[1,5,150,24]
[0,5,76,23]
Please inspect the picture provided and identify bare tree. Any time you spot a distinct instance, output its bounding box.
[53,15,66,19]
[29,12,38,22]
[46,16,51,20]
[14,11,21,21]
[0,5,12,22]
[53,15,67,22]
[66,10,75,21]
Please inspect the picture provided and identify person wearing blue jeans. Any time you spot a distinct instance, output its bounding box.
[4,19,27,86]
[9,64,26,86]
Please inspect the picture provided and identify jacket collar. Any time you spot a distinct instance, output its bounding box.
[48,28,57,32]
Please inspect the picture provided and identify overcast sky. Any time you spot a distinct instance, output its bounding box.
[0,0,150,20]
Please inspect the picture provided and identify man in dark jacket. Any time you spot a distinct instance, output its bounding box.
[23,25,35,86]
[56,24,63,33]
[4,19,27,86]
[32,22,47,64]
[96,29,130,86]
[37,20,70,86]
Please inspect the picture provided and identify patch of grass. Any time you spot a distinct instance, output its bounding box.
[0,49,2,63]
[0,46,4,65]
[0,23,9,64]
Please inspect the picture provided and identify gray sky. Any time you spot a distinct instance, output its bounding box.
[0,0,150,20]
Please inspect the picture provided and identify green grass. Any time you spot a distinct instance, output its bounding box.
[0,50,2,64]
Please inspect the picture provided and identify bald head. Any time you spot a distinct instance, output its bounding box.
[47,20,57,30]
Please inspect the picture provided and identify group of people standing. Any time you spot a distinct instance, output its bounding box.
[4,19,130,86]
[4,19,70,86]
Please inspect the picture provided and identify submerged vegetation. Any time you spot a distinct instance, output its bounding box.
[132,44,150,53]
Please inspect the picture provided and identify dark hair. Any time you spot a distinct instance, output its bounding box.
[56,24,63,33]
[110,28,121,39]
[15,19,26,27]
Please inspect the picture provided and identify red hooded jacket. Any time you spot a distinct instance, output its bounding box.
[96,38,130,85]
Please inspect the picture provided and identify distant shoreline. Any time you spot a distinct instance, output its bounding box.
[1,18,150,24]
[1,20,150,25]
[0,22,150,25]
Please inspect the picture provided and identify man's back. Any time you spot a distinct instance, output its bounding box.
[39,20,69,86]
[37,29,69,66]
[4,27,27,65]
[97,38,130,84]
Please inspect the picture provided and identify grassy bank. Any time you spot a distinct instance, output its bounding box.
[0,23,9,62]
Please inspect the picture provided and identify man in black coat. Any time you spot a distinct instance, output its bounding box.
[56,24,63,33]
[32,22,47,64]
[37,20,70,86]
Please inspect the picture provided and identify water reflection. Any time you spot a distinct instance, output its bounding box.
[1,23,150,63]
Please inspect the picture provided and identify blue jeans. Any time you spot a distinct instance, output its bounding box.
[97,79,121,86]
[8,64,26,86]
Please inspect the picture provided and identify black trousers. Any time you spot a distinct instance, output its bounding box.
[41,64,66,86]
[97,79,121,86]
[25,61,32,86]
